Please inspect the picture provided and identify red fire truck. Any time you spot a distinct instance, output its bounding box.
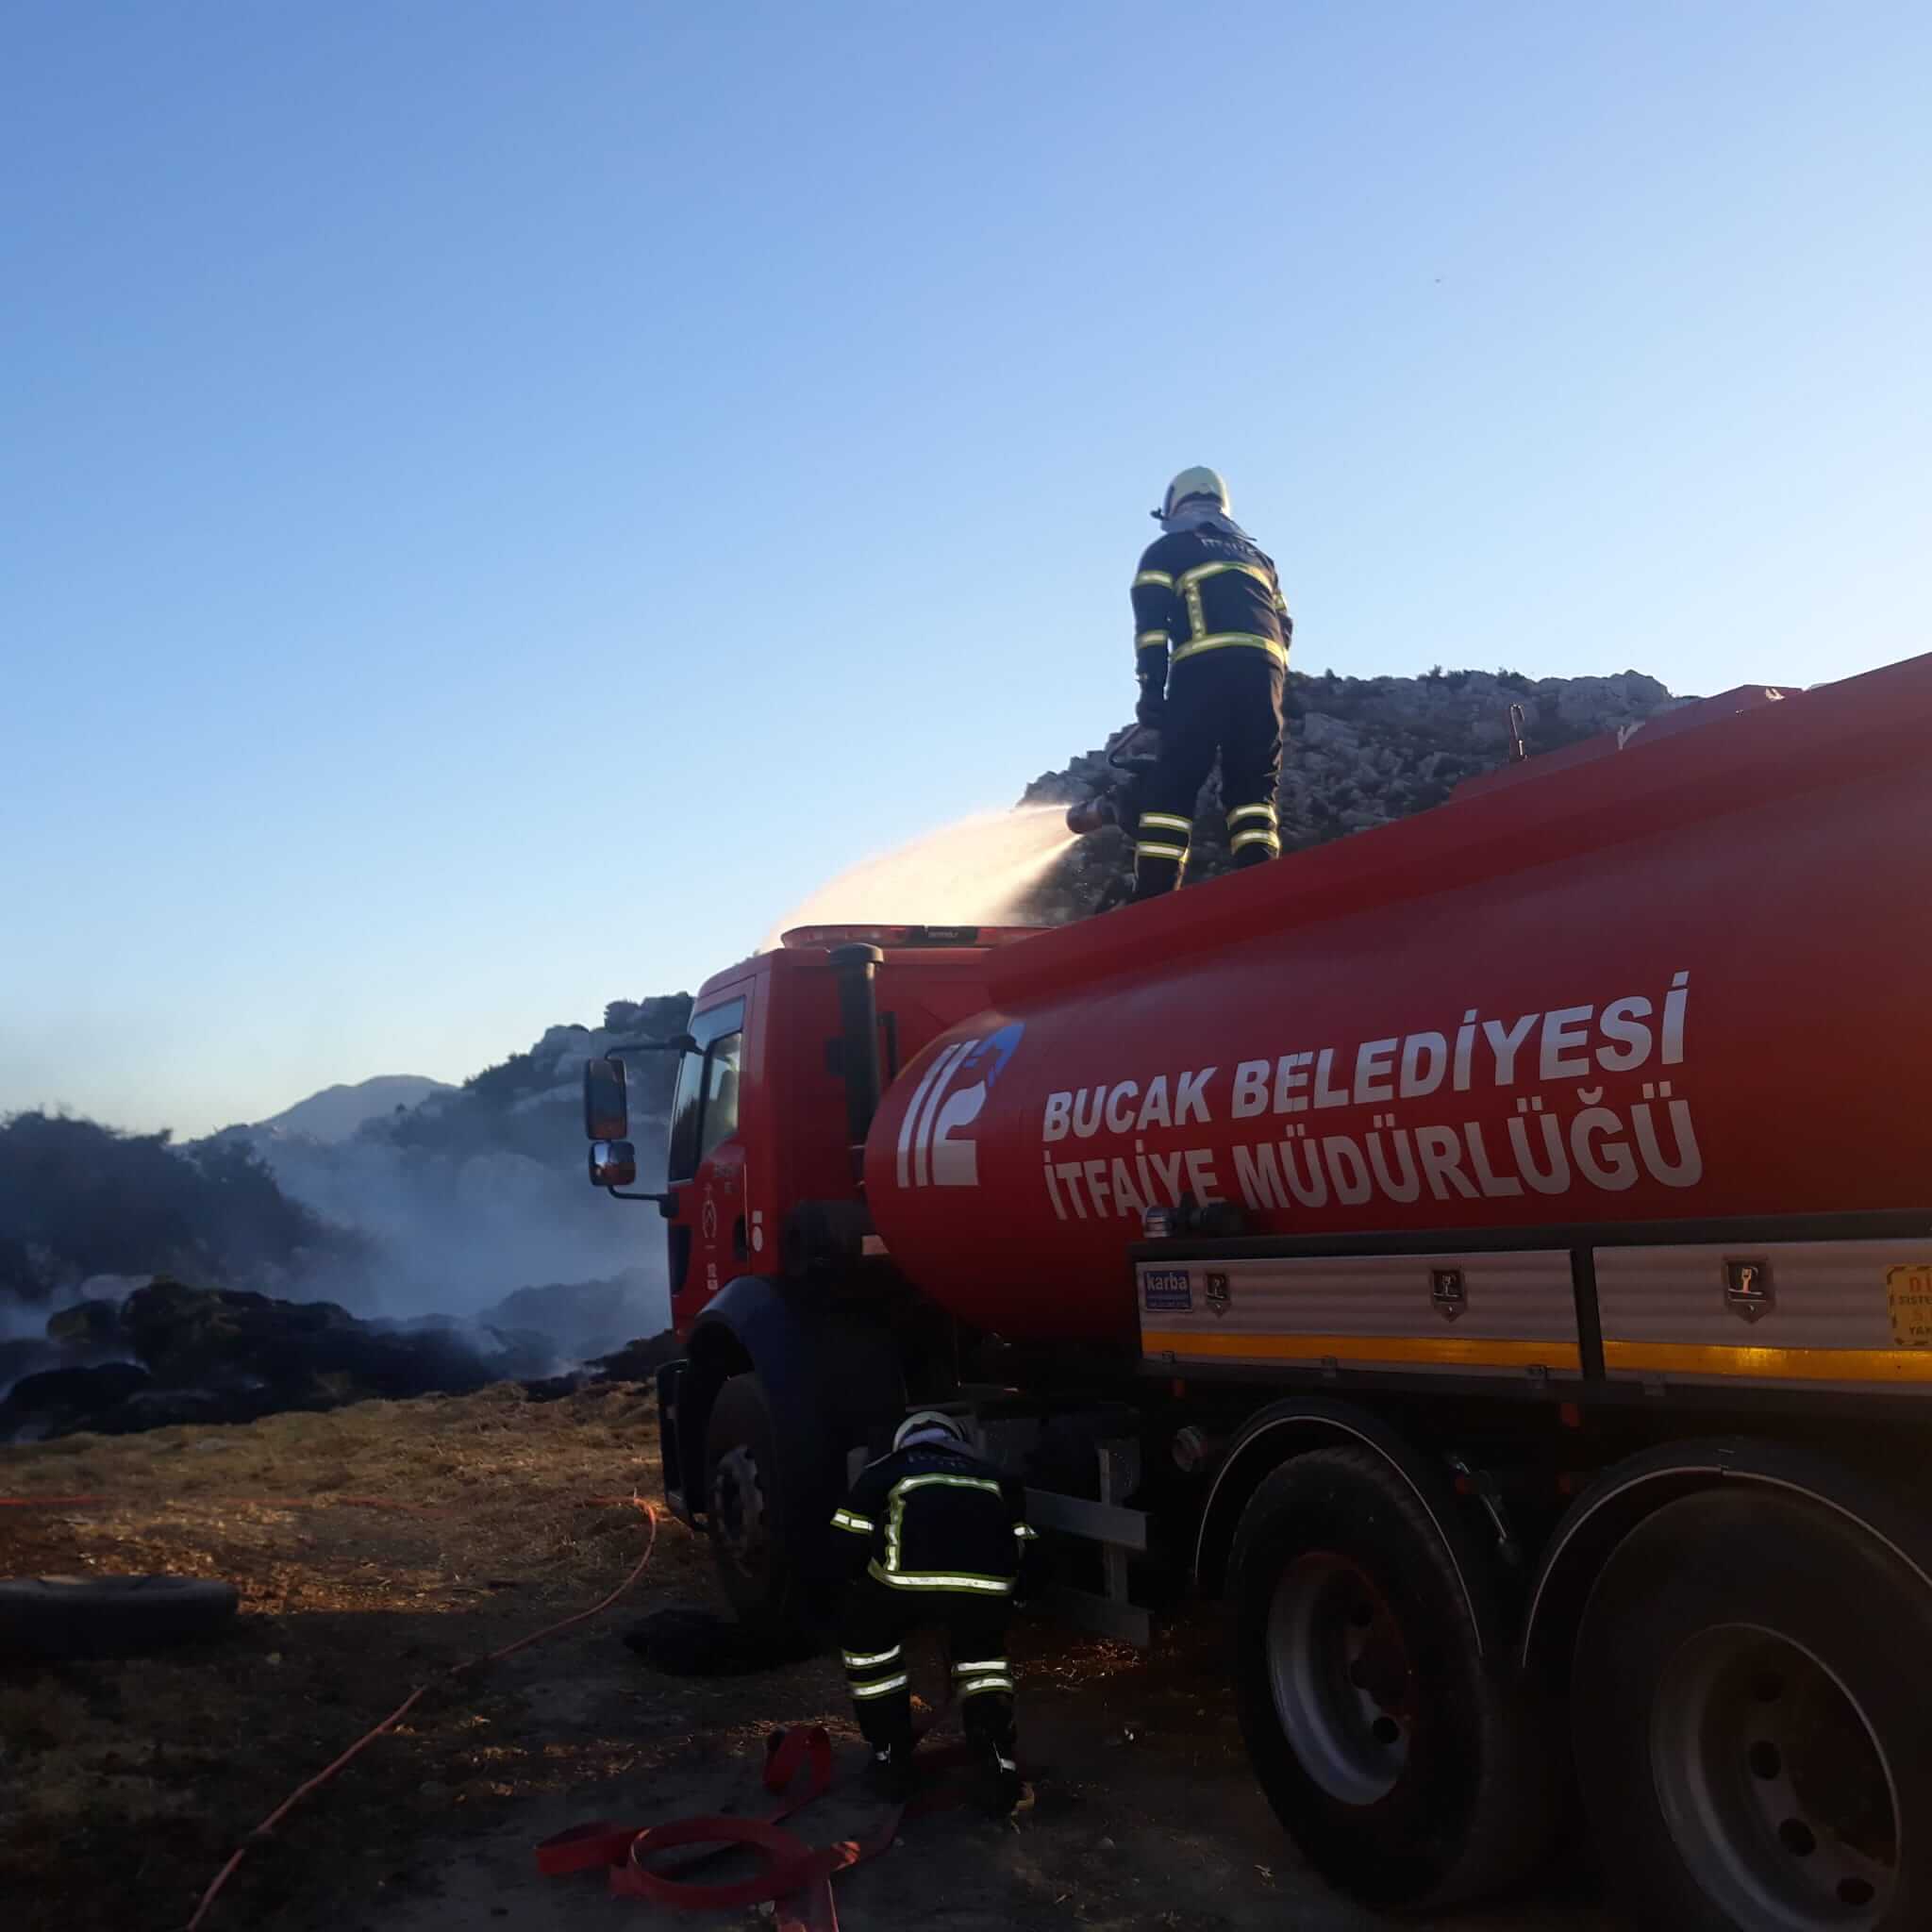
[586,651,1932,1929]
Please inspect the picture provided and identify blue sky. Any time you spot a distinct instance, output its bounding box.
[4,2,1927,1137]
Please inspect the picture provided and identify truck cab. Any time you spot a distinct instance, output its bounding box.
[584,923,1044,1630]
[654,924,1046,1334]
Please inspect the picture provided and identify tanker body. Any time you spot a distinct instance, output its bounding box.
[588,651,1932,1931]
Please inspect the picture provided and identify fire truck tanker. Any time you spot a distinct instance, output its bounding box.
[586,652,1932,1929]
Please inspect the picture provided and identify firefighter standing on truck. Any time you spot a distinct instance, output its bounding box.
[831,1411,1040,1813]
[1129,466,1291,898]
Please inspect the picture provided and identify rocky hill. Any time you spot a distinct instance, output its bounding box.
[1012,665,1681,918]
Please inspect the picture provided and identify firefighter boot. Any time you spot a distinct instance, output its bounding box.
[961,1688,1024,1817]
[854,1677,917,1802]
[863,1740,917,1804]
[985,1754,1026,1819]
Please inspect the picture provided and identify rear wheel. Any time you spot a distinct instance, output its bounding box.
[704,1372,817,1640]
[1574,1489,1932,1931]
[1228,1446,1551,1907]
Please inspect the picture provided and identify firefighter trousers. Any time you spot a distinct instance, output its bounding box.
[841,1578,1017,1768]
[1133,649,1285,899]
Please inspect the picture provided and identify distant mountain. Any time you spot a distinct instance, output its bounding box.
[257,1074,456,1142]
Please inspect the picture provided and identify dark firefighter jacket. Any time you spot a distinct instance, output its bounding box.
[831,1440,1041,1598]
[1131,525,1292,691]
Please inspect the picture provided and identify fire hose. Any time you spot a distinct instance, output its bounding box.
[64,1483,999,1932]
[181,1497,659,1930]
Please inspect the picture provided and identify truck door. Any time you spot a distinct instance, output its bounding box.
[664,996,746,1323]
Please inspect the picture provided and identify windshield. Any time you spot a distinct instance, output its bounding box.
[665,999,745,1182]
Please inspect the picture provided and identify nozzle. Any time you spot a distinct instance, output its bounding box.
[1065,795,1119,837]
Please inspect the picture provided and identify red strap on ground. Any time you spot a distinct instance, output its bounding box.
[536,1722,979,1932]
[535,1726,836,1879]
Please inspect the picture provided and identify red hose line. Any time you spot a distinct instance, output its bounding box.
[183,1685,431,1932]
[180,1497,658,1931]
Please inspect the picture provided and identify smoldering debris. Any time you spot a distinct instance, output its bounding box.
[0,1276,677,1441]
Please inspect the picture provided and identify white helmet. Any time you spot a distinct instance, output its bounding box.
[1160,465,1230,520]
[894,1408,969,1452]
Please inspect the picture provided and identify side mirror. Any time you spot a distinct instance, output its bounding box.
[589,1140,638,1189]
[584,1057,629,1141]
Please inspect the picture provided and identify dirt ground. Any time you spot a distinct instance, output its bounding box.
[1,1387,1624,1932]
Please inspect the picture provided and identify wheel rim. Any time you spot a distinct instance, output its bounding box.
[1266,1551,1414,1805]
[710,1441,771,1590]
[1650,1624,1898,1929]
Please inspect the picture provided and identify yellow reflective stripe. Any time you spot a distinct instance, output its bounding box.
[1602,1341,1932,1384]
[1137,811,1191,834]
[843,1646,903,1670]
[1226,803,1277,826]
[1141,1329,1583,1372]
[1134,629,1169,649]
[1132,570,1174,589]
[1135,841,1187,861]
[850,1672,911,1699]
[1232,828,1281,852]
[958,1676,1016,1697]
[1170,633,1288,667]
[830,1509,874,1535]
[882,1474,1005,1574]
[951,1657,1008,1675]
[1176,559,1276,592]
[867,1559,1013,1594]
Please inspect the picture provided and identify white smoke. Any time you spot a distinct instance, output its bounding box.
[0,1274,146,1343]
[0,1274,149,1407]
[760,807,1075,952]
[254,1130,672,1342]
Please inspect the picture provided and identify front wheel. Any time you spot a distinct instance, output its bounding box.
[1228,1445,1552,1908]
[1574,1489,1932,1931]
[703,1372,822,1641]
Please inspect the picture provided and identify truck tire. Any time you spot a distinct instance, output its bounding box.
[703,1373,817,1640]
[1227,1446,1550,1908]
[0,1574,239,1659]
[1573,1489,1929,1931]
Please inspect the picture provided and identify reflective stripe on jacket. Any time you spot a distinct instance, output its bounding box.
[1132,527,1291,688]
[830,1442,1036,1593]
